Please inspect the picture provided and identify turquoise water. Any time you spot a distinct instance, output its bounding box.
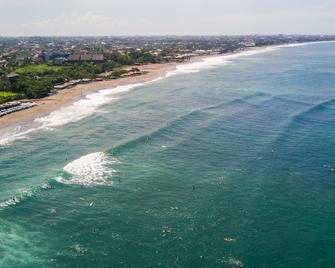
[1,43,335,267]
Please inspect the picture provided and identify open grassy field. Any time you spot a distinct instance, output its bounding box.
[0,91,24,104]
[15,64,65,75]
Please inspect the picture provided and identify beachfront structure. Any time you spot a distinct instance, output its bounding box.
[68,54,105,62]
[53,57,67,65]
[53,79,96,91]
[0,101,37,117]
[5,73,20,83]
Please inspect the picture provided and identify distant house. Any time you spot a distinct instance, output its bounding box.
[92,54,104,62]
[6,73,20,83]
[241,42,256,47]
[42,52,68,62]
[67,54,105,63]
[193,50,208,56]
[0,60,6,68]
[53,57,67,65]
[80,54,92,61]
[68,54,81,62]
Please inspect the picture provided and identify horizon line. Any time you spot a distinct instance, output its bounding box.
[1,34,335,38]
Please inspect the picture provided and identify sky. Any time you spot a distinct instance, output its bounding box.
[0,0,335,36]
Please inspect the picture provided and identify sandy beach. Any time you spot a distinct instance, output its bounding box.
[0,45,283,129]
[0,62,178,128]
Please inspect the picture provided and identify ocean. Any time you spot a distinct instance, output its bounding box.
[1,42,335,267]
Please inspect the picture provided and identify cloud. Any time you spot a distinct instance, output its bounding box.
[1,0,335,35]
[21,12,122,35]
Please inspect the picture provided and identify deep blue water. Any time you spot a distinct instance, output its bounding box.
[1,43,335,267]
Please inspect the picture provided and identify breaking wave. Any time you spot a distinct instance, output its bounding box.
[0,126,44,146]
[0,152,117,209]
[0,41,330,146]
[55,152,118,186]
[0,83,146,146]
[165,46,278,77]
[35,83,145,128]
[0,181,54,209]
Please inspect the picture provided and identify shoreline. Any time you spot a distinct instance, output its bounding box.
[0,41,332,129]
[0,61,178,128]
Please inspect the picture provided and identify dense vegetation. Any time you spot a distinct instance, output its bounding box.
[0,51,162,101]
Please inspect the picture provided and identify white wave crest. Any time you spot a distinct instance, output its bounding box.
[0,187,36,209]
[0,196,20,208]
[165,46,278,77]
[278,40,335,48]
[166,57,231,77]
[0,83,146,146]
[35,83,144,128]
[1,41,332,146]
[0,126,44,146]
[56,152,117,186]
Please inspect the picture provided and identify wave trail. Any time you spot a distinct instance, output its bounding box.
[0,180,55,210]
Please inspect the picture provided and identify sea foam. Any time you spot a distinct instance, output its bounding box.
[56,152,117,186]
[165,46,278,77]
[0,126,44,146]
[0,41,329,146]
[35,83,144,127]
[0,182,52,209]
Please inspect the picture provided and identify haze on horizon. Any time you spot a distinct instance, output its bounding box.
[0,0,335,36]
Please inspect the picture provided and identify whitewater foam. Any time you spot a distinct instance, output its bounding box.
[56,152,117,186]
[35,83,145,128]
[1,41,332,146]
[0,126,44,146]
[278,40,335,48]
[0,183,48,209]
[165,46,278,77]
[165,41,335,78]
[0,83,146,146]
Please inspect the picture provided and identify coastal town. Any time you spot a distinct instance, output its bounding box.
[0,34,335,117]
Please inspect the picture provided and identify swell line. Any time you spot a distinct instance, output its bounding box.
[107,92,271,156]
[272,96,335,145]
